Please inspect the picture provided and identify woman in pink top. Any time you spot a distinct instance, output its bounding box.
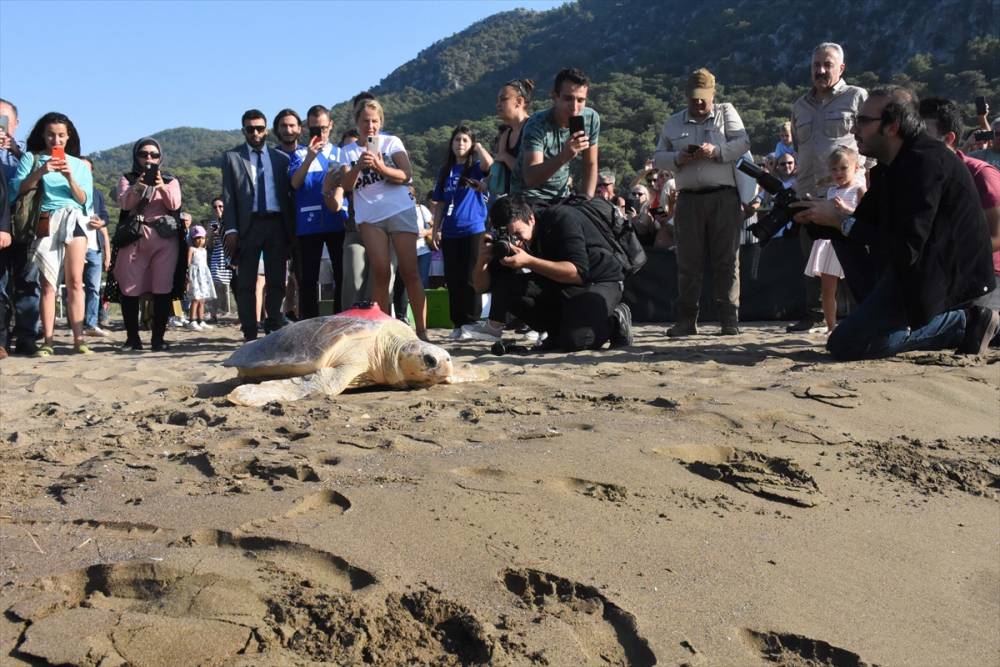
[110,138,183,351]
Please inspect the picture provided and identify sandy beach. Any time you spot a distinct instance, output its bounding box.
[1,319,997,666]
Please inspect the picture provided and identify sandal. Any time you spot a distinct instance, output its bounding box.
[33,345,55,358]
[73,342,94,355]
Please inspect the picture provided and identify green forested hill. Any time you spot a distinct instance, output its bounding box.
[89,0,999,220]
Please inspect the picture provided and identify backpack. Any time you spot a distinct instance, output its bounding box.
[562,195,647,277]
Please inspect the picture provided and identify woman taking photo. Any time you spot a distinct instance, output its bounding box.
[340,99,427,339]
[430,126,492,338]
[488,78,533,198]
[110,138,183,351]
[11,112,93,356]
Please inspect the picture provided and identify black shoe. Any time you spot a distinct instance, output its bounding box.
[719,324,741,335]
[610,303,633,347]
[786,314,825,333]
[958,306,999,355]
[120,338,143,352]
[151,340,171,352]
[667,320,697,337]
[13,339,38,356]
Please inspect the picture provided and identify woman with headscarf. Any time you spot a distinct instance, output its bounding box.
[110,138,183,351]
[10,111,93,356]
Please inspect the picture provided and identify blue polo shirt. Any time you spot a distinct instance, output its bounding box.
[289,144,346,236]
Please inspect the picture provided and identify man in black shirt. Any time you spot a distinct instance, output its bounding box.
[471,195,632,351]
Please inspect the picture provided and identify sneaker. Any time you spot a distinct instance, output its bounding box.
[610,303,633,347]
[84,326,110,338]
[199,321,214,330]
[719,320,741,336]
[168,316,183,327]
[523,329,541,343]
[186,320,203,331]
[958,306,1000,355]
[447,327,465,340]
[461,320,503,343]
[120,338,143,352]
[786,314,826,333]
[666,320,697,338]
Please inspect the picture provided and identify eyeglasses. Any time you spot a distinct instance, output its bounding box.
[137,151,160,158]
[854,114,881,126]
[311,126,330,132]
[243,126,267,134]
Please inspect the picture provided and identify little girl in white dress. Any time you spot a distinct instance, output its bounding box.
[805,146,866,332]
[186,225,217,331]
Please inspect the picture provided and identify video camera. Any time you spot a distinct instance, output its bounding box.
[736,158,799,245]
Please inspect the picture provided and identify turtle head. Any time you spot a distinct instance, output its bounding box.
[397,341,454,386]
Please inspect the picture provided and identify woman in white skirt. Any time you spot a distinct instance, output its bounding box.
[11,112,93,355]
[805,146,866,333]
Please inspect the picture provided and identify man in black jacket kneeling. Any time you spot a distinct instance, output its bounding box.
[793,86,998,360]
[471,195,632,351]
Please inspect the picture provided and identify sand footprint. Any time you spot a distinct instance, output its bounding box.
[742,628,877,666]
[238,488,352,532]
[450,467,627,503]
[654,444,822,507]
[502,568,656,667]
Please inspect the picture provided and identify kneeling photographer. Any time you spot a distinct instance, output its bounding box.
[471,195,633,351]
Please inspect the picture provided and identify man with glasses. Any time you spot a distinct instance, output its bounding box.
[653,68,750,337]
[595,171,616,201]
[788,42,868,333]
[222,109,294,341]
[792,87,998,359]
[289,104,347,317]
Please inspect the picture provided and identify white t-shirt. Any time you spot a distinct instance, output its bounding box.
[339,135,413,223]
[415,204,433,256]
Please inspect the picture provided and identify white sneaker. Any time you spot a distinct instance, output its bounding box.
[447,327,464,340]
[461,321,503,343]
[186,320,203,331]
[169,316,183,327]
[199,321,214,330]
[84,326,110,338]
[523,329,540,343]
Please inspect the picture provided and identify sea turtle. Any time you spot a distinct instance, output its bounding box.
[223,305,487,407]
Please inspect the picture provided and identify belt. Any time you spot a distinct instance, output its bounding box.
[251,211,282,220]
[678,185,735,195]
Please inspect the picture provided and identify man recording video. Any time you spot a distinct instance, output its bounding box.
[470,195,632,351]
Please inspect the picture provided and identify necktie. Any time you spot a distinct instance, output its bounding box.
[254,150,266,213]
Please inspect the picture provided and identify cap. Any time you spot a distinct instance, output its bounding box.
[686,68,716,98]
[190,225,207,239]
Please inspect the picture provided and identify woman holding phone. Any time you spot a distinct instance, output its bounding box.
[430,125,492,338]
[110,138,183,351]
[340,99,427,339]
[10,112,93,356]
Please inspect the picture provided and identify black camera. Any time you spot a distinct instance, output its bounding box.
[489,226,517,258]
[624,195,642,214]
[736,158,803,245]
[974,129,996,142]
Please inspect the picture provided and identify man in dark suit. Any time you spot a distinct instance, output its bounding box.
[793,87,997,359]
[222,109,295,341]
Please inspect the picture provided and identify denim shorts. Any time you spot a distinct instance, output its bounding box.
[360,207,419,235]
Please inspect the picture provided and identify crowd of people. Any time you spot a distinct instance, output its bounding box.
[1,41,998,363]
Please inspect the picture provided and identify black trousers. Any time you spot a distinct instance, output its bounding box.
[442,233,483,327]
[0,240,40,349]
[236,216,287,340]
[297,230,345,318]
[490,266,621,351]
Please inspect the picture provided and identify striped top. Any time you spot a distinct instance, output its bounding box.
[207,222,232,282]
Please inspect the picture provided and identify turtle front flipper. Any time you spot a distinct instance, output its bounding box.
[228,364,365,407]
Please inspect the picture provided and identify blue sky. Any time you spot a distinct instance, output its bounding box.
[0,0,566,153]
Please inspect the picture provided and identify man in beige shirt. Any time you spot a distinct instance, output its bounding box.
[789,42,868,332]
[654,68,750,336]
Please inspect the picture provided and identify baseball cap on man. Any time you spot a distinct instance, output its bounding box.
[686,68,716,98]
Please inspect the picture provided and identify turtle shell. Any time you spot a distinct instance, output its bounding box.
[223,306,412,379]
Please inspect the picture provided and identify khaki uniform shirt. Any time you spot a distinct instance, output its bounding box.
[653,103,750,191]
[792,79,868,196]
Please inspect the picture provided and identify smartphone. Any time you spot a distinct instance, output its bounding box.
[975,96,987,116]
[50,145,66,161]
[568,115,585,135]
[366,135,379,154]
[974,129,995,142]
[0,115,8,133]
[142,163,159,186]
[309,126,323,140]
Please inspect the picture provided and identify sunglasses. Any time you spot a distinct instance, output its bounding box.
[137,151,160,158]
[244,125,267,134]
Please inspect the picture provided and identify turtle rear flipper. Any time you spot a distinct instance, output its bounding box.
[228,364,366,407]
